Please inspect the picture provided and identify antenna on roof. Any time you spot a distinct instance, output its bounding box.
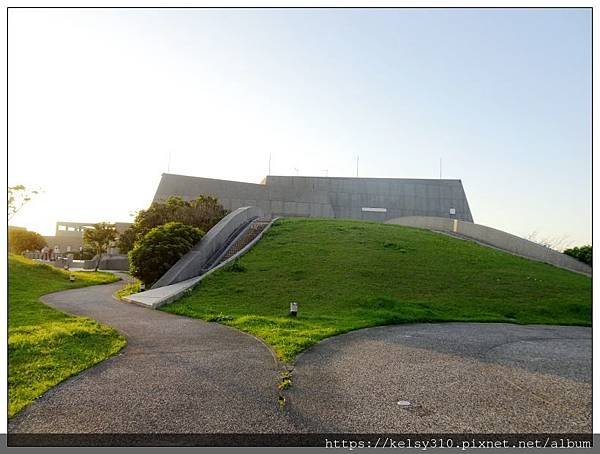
[439,157,442,179]
[167,151,171,173]
[356,155,359,177]
[268,153,272,175]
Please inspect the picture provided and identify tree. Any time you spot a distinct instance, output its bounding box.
[564,245,592,267]
[118,196,227,254]
[8,229,47,254]
[116,227,137,255]
[83,223,118,271]
[8,185,41,220]
[129,222,204,287]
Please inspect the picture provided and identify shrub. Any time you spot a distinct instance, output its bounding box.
[225,259,246,272]
[119,196,227,254]
[564,245,592,267]
[129,222,204,287]
[8,229,46,254]
[116,227,137,255]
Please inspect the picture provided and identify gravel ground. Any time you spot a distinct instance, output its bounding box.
[285,323,591,433]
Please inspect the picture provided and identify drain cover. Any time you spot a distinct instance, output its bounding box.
[397,400,411,406]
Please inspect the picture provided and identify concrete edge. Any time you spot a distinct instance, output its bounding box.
[437,230,592,277]
[152,206,264,289]
[213,216,281,271]
[209,217,260,268]
[385,216,591,276]
[122,217,281,310]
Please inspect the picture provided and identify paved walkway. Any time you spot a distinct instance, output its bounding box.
[9,275,294,433]
[286,323,592,433]
[9,279,591,434]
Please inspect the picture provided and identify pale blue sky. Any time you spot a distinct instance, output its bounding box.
[9,8,591,245]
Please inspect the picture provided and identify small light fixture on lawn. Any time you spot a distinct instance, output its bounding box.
[140,283,145,291]
[289,302,298,317]
[69,274,75,282]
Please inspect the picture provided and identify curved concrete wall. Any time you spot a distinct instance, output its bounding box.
[385,216,591,276]
[151,206,264,288]
[83,254,129,271]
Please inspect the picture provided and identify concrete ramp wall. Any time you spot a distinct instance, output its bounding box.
[151,206,264,288]
[385,216,591,276]
[83,254,129,271]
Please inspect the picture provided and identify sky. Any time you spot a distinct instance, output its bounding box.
[8,8,591,246]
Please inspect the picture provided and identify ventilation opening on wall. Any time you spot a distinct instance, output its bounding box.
[361,207,387,213]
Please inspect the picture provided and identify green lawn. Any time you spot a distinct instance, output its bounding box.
[8,254,125,418]
[163,218,592,362]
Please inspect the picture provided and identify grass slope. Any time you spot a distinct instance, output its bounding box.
[8,254,124,418]
[163,218,592,362]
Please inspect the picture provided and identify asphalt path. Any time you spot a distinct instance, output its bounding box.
[286,323,591,433]
[9,276,591,434]
[9,274,293,433]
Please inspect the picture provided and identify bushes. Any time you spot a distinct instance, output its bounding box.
[8,229,46,254]
[564,245,592,267]
[123,195,226,286]
[129,222,204,287]
[118,196,227,254]
[116,227,137,255]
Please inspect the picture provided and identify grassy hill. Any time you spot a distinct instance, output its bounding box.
[163,218,592,362]
[8,255,124,417]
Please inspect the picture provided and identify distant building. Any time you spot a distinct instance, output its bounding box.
[43,221,132,254]
[153,173,474,223]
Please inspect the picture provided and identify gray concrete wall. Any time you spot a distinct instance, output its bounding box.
[151,206,263,288]
[385,216,591,276]
[153,174,473,223]
[83,254,129,271]
[43,236,84,253]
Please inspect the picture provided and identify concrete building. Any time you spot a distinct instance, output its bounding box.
[153,173,473,223]
[43,221,132,254]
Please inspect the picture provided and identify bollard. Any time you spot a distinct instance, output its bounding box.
[289,302,298,317]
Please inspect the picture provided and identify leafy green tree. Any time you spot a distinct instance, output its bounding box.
[83,223,118,271]
[119,196,227,254]
[8,229,47,254]
[129,222,204,287]
[564,245,592,267]
[116,227,137,255]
